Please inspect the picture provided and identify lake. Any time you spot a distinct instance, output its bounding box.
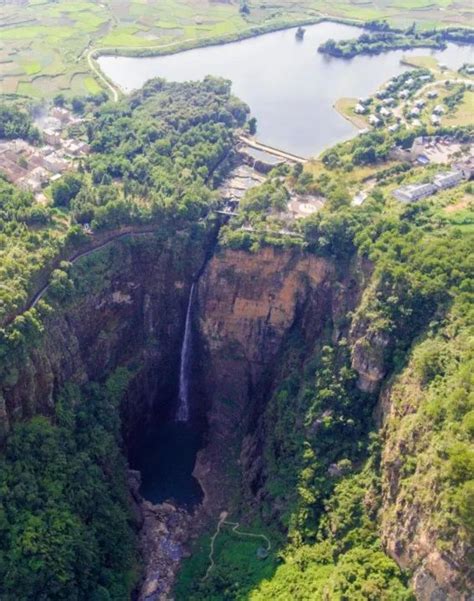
[99,22,474,157]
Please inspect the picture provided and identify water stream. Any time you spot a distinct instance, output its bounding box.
[176,282,195,422]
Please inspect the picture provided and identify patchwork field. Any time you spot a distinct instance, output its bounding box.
[0,0,472,99]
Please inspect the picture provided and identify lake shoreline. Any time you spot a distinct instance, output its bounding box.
[97,23,473,157]
[92,16,363,62]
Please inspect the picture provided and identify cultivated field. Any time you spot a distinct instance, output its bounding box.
[1,0,472,99]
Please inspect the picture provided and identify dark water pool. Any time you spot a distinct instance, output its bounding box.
[131,421,203,508]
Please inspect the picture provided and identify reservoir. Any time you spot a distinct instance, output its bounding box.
[99,22,474,157]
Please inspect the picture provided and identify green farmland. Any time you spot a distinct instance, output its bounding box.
[1,0,473,99]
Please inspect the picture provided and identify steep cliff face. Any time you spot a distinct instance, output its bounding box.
[193,247,369,512]
[378,336,473,601]
[0,234,207,441]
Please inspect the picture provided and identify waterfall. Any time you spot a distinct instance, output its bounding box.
[176,283,195,422]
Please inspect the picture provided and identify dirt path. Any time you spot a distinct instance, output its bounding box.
[413,78,472,99]
[203,512,272,581]
[4,226,162,328]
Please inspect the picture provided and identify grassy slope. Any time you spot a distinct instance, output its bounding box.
[1,0,472,99]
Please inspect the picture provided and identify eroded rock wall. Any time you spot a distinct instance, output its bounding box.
[1,234,206,439]
[193,247,369,512]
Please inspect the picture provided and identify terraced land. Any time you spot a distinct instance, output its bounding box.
[1,0,472,99]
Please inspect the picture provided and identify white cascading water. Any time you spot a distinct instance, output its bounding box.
[176,283,195,422]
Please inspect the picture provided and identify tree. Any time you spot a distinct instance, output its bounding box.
[240,0,250,15]
[54,94,65,107]
[72,97,85,115]
[292,162,304,179]
[248,117,257,135]
[52,174,82,207]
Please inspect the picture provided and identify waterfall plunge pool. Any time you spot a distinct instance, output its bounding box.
[130,420,204,509]
[129,281,204,508]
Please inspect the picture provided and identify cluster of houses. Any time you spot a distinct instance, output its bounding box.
[408,96,445,127]
[392,159,474,202]
[0,106,89,198]
[354,71,434,130]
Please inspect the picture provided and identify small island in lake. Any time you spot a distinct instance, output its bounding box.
[318,23,474,58]
[295,26,306,40]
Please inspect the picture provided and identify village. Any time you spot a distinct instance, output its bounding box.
[349,60,474,132]
[0,105,89,202]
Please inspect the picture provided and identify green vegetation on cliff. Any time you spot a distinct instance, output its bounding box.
[178,136,473,598]
[0,77,246,326]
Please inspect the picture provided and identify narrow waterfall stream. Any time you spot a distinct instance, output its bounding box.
[176,282,195,422]
[129,280,204,508]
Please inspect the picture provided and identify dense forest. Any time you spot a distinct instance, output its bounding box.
[0,371,137,600]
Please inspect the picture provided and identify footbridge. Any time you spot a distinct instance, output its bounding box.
[238,135,307,164]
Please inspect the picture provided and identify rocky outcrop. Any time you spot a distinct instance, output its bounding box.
[378,368,473,600]
[139,500,192,601]
[350,326,391,393]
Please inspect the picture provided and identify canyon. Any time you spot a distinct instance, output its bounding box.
[0,230,470,600]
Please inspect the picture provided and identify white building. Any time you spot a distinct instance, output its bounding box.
[51,107,71,123]
[431,114,441,126]
[63,139,90,156]
[388,123,400,132]
[369,115,381,127]
[41,152,69,173]
[433,170,464,190]
[409,107,421,117]
[427,90,439,99]
[380,107,392,118]
[354,103,369,114]
[415,99,426,108]
[433,104,445,115]
[392,183,436,202]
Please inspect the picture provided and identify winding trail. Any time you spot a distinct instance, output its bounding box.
[203,512,271,581]
[413,77,473,99]
[3,226,163,328]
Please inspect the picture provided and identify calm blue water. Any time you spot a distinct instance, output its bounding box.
[132,421,203,508]
[99,22,473,157]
